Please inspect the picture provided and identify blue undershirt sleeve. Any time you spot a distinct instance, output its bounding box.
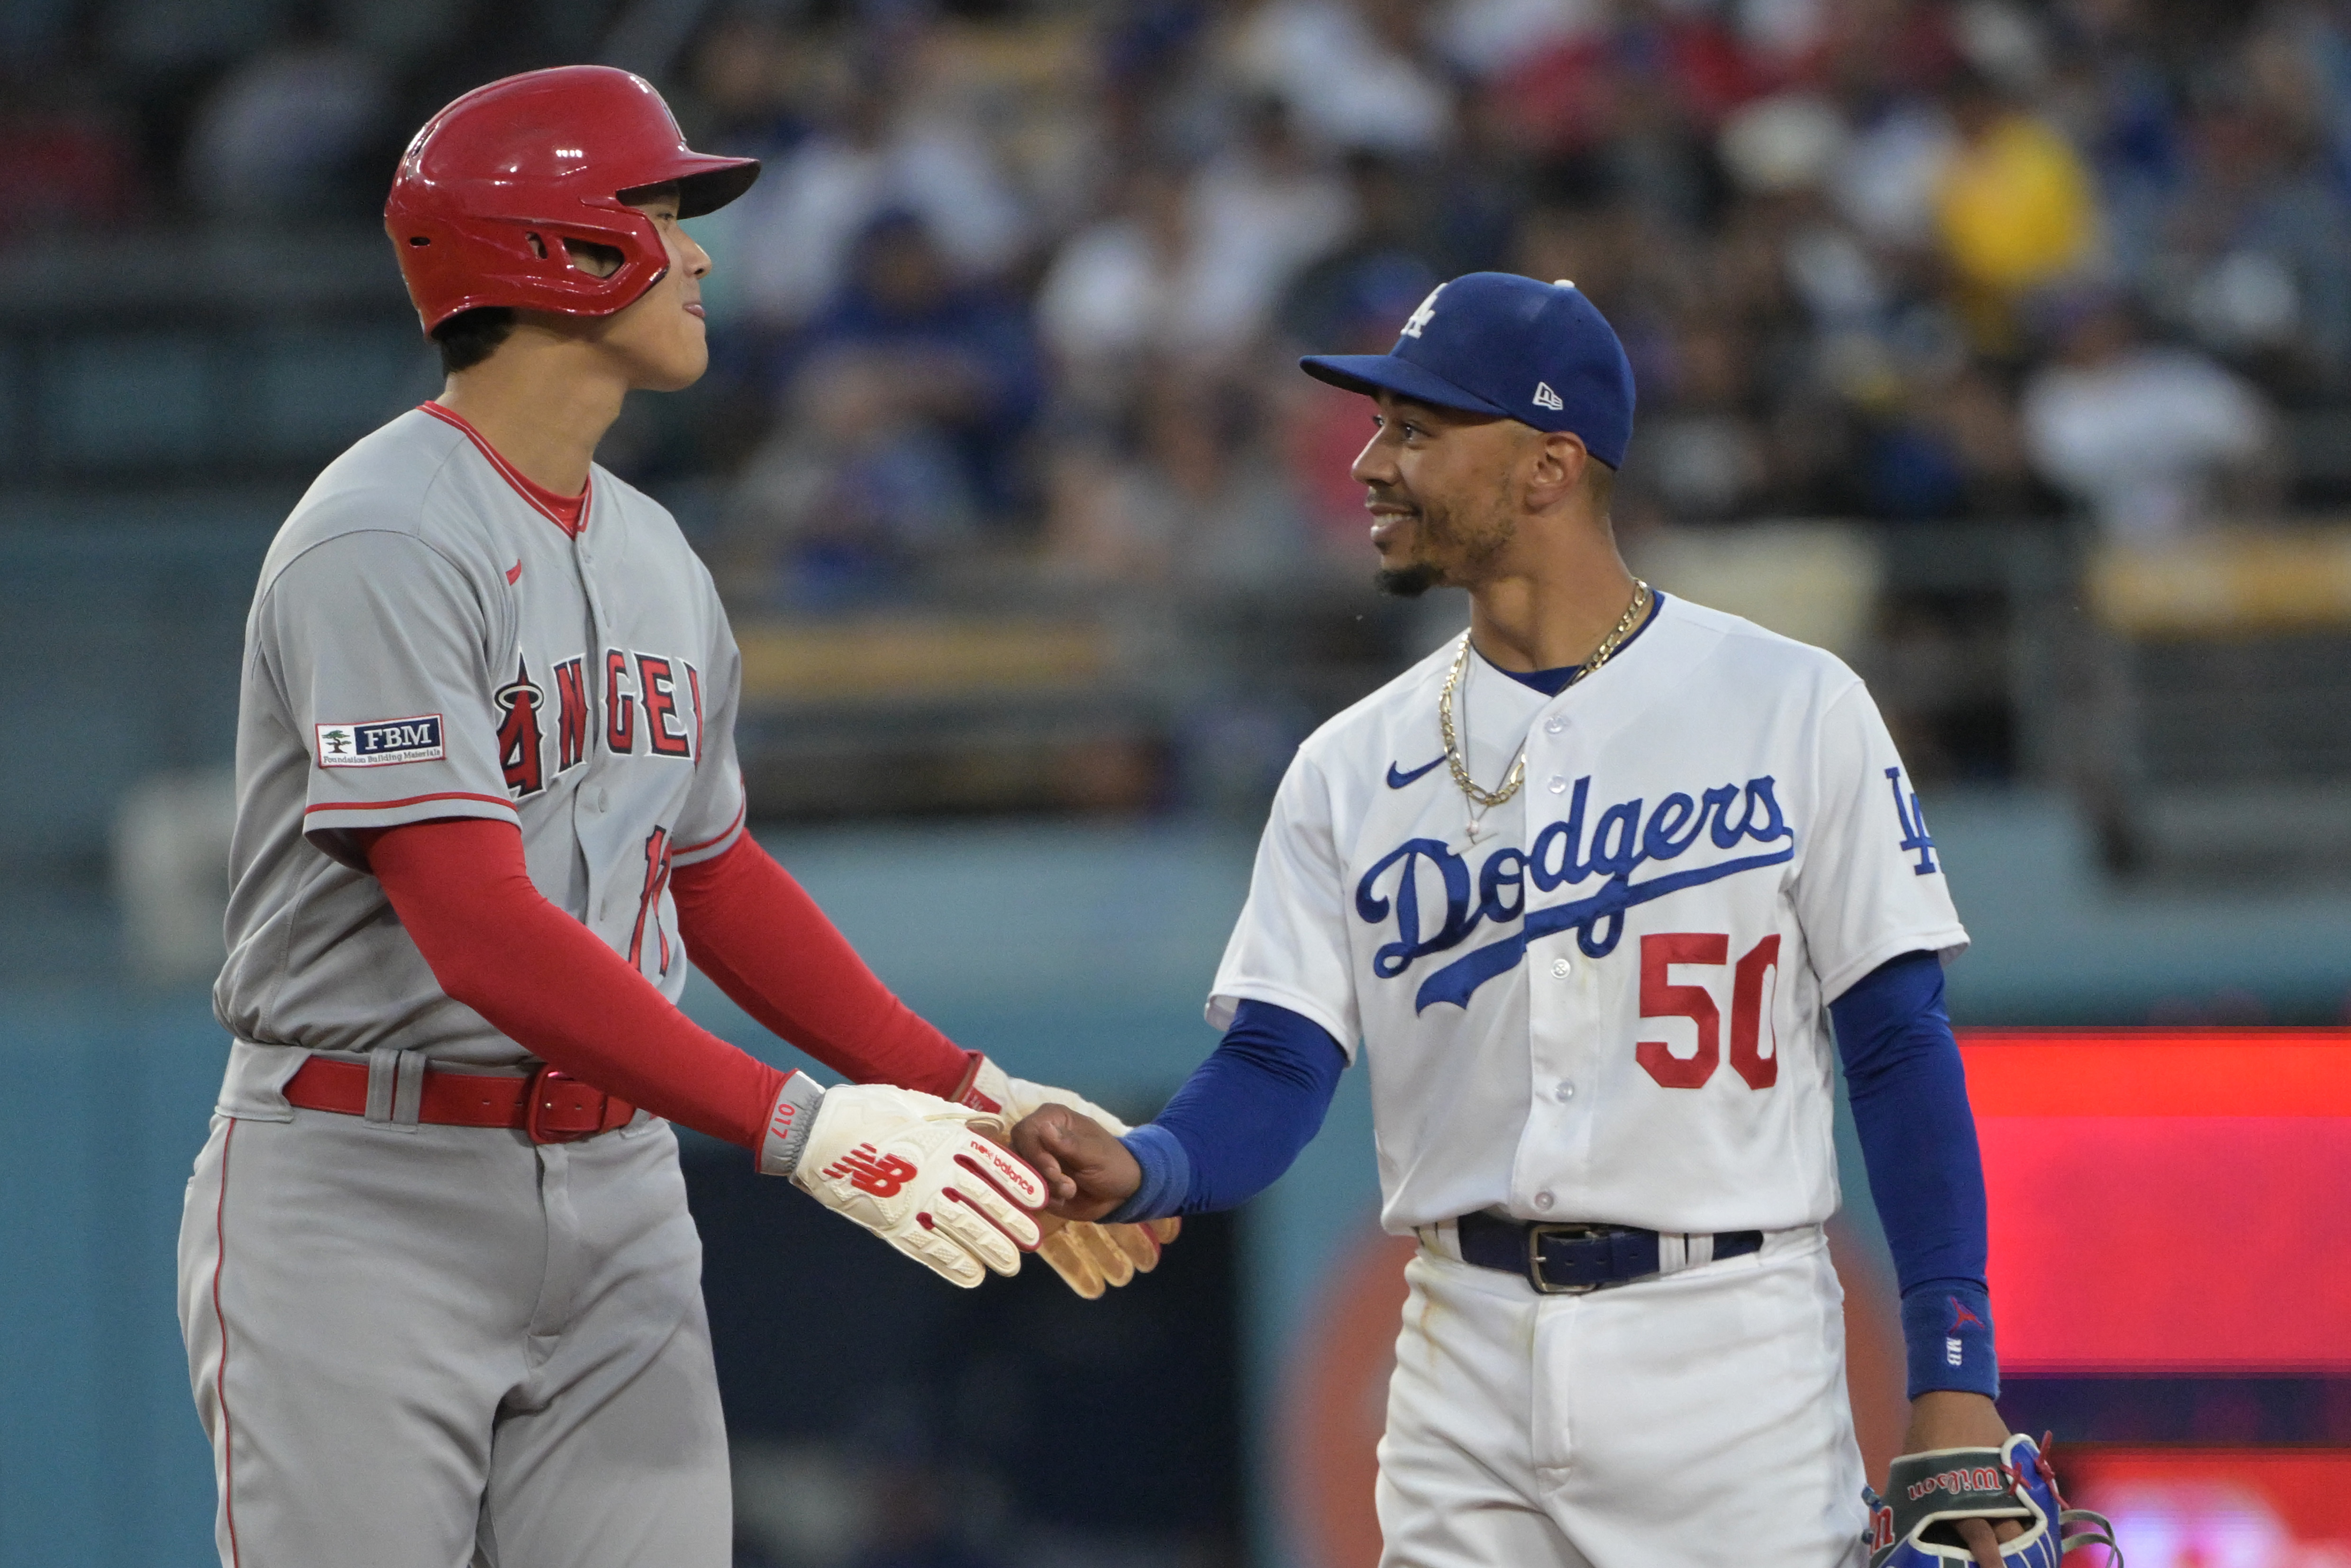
[1102,998,1349,1224]
[1832,949,1999,1401]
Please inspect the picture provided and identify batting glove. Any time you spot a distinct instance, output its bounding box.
[759,1073,1044,1288]
[957,1055,1181,1299]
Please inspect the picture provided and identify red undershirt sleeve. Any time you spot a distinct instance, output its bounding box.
[365,818,786,1150]
[667,834,977,1099]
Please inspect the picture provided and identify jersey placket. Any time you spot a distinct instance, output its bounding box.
[501,480,610,938]
[1515,701,1600,1216]
[569,505,632,945]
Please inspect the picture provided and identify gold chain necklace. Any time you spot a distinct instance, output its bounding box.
[1439,580,1651,812]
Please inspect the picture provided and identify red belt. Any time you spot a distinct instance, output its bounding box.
[283,1058,637,1143]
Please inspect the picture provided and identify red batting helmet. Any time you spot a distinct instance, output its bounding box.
[385,65,760,335]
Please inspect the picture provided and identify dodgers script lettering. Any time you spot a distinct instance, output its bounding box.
[1355,775,1796,1011]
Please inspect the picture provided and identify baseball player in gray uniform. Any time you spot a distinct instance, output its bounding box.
[177,67,1167,1568]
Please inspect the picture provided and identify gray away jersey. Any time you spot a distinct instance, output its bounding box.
[215,405,749,1066]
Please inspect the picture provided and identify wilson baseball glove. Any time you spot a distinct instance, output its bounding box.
[1864,1433,2121,1568]
[957,1055,1181,1299]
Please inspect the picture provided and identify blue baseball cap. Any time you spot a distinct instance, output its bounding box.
[1300,272,1637,467]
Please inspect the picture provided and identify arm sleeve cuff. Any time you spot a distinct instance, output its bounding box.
[1901,1281,2001,1399]
[1134,998,1347,1216]
[1104,1124,1192,1224]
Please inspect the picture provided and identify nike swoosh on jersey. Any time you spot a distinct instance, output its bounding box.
[1386,755,1446,789]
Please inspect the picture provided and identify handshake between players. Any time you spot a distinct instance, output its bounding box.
[788,1065,1178,1299]
[1008,1102,1153,1222]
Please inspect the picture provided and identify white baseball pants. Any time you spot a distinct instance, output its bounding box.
[1376,1224,1868,1568]
[177,1105,731,1568]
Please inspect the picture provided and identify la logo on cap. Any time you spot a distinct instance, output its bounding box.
[1294,271,1636,468]
[1400,283,1445,339]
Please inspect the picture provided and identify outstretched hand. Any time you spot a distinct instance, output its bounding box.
[1010,1103,1144,1222]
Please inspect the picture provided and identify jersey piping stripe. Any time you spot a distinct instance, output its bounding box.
[418,401,591,538]
[675,795,747,857]
[212,1119,243,1568]
[304,791,520,817]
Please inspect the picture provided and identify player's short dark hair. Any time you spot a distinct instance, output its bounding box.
[1585,453,1617,513]
[432,307,517,375]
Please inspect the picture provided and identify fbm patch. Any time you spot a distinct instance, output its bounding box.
[316,715,446,768]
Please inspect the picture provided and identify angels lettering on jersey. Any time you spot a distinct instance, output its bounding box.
[493,646,704,797]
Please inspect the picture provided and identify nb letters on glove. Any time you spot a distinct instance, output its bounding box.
[760,1075,1045,1288]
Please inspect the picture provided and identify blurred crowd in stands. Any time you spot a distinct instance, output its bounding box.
[3,0,2344,603]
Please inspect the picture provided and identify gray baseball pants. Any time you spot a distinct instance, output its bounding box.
[177,1090,731,1568]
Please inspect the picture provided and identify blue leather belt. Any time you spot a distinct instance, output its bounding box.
[1456,1211,1764,1295]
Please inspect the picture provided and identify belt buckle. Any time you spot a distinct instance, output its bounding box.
[524,1066,607,1145]
[1526,1222,1608,1295]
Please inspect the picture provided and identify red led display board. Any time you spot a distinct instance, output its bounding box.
[2059,1448,2351,1562]
[1958,1031,2351,1374]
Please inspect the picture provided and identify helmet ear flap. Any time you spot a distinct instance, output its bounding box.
[391,201,669,334]
[541,199,672,302]
[558,236,624,280]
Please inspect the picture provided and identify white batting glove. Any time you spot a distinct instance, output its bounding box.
[759,1073,1045,1288]
[957,1055,1180,1299]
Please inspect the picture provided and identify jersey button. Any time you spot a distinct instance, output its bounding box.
[595,787,610,812]
[1543,716,1566,735]
[1549,957,1572,979]
[1533,1190,1556,1211]
[1546,774,1567,793]
[1554,1079,1576,1102]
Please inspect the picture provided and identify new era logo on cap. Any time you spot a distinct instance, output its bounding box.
[1296,272,1637,467]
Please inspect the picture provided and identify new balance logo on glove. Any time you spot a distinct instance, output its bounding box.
[824,1143,917,1198]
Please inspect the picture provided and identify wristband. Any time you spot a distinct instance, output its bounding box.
[1103,1123,1191,1224]
[952,1051,1010,1116]
[756,1070,826,1177]
[1901,1282,2000,1400]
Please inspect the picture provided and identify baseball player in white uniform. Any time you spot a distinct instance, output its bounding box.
[1016,274,2063,1567]
[177,67,1166,1568]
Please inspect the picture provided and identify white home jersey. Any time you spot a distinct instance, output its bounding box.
[214,406,748,1067]
[1209,593,1966,1236]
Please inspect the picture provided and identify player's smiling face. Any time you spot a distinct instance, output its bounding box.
[1354,390,1529,597]
[567,185,712,392]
